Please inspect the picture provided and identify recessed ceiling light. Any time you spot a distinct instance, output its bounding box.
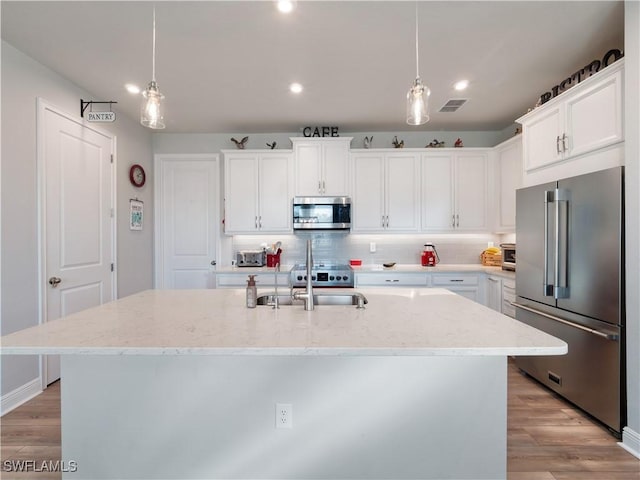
[277,1,295,14]
[454,80,469,91]
[125,83,141,94]
[289,82,303,94]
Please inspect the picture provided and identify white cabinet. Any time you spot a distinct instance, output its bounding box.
[216,271,290,288]
[223,150,293,234]
[518,60,623,185]
[432,274,481,302]
[422,151,489,232]
[351,150,421,233]
[486,276,502,312]
[356,272,428,287]
[493,136,522,233]
[292,137,352,196]
[501,278,516,318]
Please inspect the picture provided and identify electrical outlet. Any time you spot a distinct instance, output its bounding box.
[369,242,376,253]
[276,403,292,429]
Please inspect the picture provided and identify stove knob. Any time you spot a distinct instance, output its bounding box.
[335,275,342,281]
[303,275,307,281]
[312,275,316,281]
[330,276,335,281]
[297,275,303,281]
[343,275,349,282]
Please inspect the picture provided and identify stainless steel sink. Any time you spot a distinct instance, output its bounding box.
[256,292,367,307]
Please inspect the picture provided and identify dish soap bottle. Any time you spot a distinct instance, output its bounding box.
[246,275,257,308]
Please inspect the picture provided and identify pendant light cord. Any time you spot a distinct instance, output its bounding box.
[415,2,419,79]
[152,6,157,83]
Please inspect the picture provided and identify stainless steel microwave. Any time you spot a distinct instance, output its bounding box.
[293,196,351,231]
[500,243,516,271]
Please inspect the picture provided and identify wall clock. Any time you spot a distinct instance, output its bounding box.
[129,164,146,187]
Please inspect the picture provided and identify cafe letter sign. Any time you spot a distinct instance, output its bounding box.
[86,111,116,123]
[303,126,339,137]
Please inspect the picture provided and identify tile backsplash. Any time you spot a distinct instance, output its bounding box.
[226,233,511,267]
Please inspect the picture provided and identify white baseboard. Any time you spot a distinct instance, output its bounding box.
[619,426,640,459]
[1,378,42,416]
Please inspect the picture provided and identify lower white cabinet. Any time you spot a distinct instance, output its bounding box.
[216,272,290,289]
[486,276,502,311]
[501,278,516,318]
[431,274,481,303]
[356,272,428,287]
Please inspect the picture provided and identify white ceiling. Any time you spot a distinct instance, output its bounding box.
[1,1,624,134]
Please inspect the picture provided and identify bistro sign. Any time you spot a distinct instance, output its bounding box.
[539,49,624,105]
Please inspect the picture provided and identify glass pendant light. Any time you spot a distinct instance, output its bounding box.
[141,7,165,129]
[406,2,430,126]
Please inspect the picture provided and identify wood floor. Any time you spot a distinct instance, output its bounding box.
[1,361,638,479]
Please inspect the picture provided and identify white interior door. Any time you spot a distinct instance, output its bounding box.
[41,102,115,386]
[156,155,219,289]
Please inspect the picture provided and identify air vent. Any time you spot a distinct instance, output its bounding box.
[439,99,468,113]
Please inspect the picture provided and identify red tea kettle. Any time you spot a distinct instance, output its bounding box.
[421,243,440,267]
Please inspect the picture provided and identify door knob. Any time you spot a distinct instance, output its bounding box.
[210,260,217,266]
[49,277,62,288]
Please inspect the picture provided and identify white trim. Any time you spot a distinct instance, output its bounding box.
[153,153,220,289]
[36,98,117,389]
[619,427,640,459]
[1,378,42,416]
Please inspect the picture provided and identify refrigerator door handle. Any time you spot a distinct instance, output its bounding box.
[512,302,618,340]
[543,190,554,296]
[554,188,570,299]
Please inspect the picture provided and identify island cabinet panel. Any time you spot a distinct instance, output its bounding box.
[517,60,624,187]
[351,150,420,233]
[421,151,489,232]
[486,275,503,312]
[223,150,293,234]
[292,137,352,196]
[61,354,508,480]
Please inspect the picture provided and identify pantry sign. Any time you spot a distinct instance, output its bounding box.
[80,99,117,123]
[86,111,116,123]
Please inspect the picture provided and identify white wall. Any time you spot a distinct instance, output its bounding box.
[0,41,154,398]
[623,0,640,457]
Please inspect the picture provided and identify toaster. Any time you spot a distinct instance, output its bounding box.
[235,250,266,267]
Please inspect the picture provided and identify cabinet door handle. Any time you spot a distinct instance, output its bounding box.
[322,180,326,194]
[556,135,561,155]
[562,133,568,152]
[452,214,456,228]
[259,216,262,229]
[449,279,464,283]
[255,216,258,229]
[456,214,459,227]
[381,215,385,228]
[386,215,390,228]
[385,279,400,283]
[488,277,499,283]
[318,181,322,193]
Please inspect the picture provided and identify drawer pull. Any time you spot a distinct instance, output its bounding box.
[449,279,464,282]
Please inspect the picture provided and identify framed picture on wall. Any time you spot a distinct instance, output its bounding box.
[129,199,143,231]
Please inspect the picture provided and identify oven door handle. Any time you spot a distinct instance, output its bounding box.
[512,302,618,340]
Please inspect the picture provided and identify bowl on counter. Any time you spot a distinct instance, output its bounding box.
[349,259,362,266]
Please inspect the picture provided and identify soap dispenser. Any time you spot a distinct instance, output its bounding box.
[246,275,257,308]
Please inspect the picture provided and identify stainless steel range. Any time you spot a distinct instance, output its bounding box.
[290,263,354,288]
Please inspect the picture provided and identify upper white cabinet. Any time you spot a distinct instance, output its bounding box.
[291,137,352,196]
[223,150,293,234]
[422,151,489,232]
[517,60,624,186]
[493,135,522,233]
[351,150,421,233]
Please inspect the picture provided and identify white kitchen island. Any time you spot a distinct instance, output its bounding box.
[0,288,566,480]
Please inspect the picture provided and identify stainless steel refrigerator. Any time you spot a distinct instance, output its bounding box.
[514,166,625,436]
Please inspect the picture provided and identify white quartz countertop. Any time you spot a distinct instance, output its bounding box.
[0,288,563,356]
